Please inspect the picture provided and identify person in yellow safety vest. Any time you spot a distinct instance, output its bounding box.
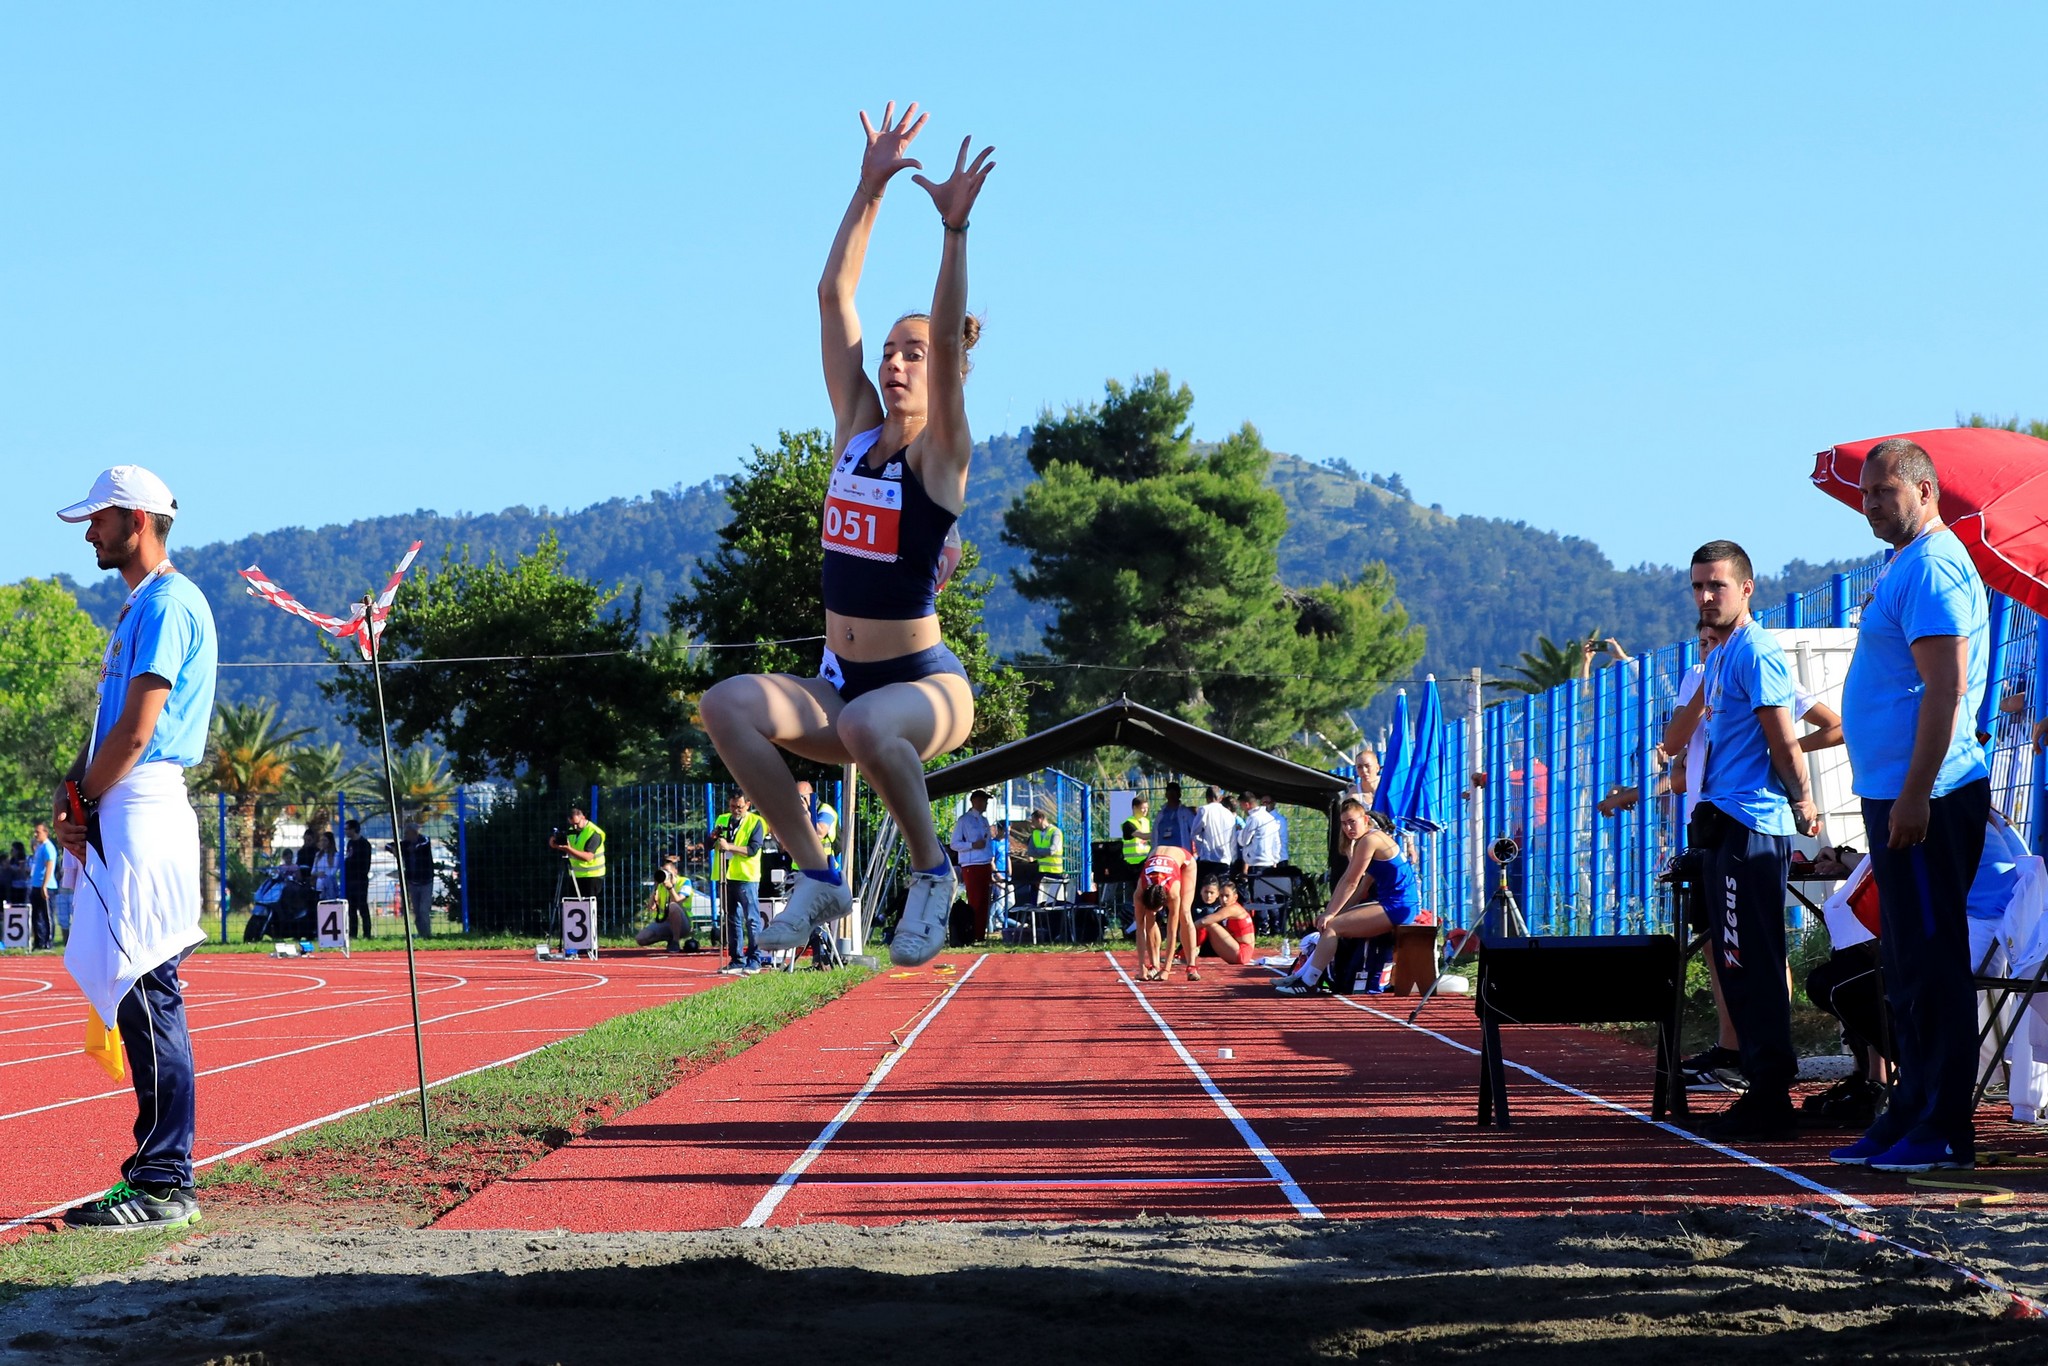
[1019,808,1064,907]
[548,803,607,906]
[1126,796,1152,863]
[711,792,768,972]
[796,780,840,874]
[635,852,697,951]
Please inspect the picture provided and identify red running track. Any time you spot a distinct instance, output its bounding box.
[0,947,728,1233]
[445,951,2048,1232]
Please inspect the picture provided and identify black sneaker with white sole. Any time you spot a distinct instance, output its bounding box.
[63,1181,200,1232]
[1679,1056,1744,1097]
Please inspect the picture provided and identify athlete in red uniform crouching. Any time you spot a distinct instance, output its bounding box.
[1136,844,1201,982]
[699,102,994,967]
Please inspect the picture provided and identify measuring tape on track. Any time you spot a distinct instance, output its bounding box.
[1905,1153,2048,1209]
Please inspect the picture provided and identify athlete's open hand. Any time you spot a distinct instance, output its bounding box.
[857,101,927,198]
[914,137,995,230]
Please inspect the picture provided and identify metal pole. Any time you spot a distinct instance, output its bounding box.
[364,595,432,1141]
[455,786,470,932]
[1468,667,1485,931]
[841,761,859,955]
[216,790,230,943]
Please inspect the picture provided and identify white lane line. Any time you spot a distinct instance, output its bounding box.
[1332,995,1870,1213]
[0,1041,558,1236]
[804,1176,1280,1189]
[0,968,608,1124]
[1105,953,1323,1220]
[0,978,56,1003]
[0,973,474,1068]
[742,955,989,1229]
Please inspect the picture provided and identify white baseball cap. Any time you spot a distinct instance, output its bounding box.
[55,465,179,523]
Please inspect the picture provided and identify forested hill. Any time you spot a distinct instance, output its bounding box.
[59,432,1868,745]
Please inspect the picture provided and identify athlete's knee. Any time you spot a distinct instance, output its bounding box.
[698,674,765,738]
[836,704,905,762]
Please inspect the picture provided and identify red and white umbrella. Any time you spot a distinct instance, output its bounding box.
[1811,427,2048,618]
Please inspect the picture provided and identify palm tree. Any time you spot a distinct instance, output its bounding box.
[284,742,379,842]
[1488,634,1592,695]
[390,746,456,826]
[198,701,312,870]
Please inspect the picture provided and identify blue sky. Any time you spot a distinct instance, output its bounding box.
[5,2,2044,589]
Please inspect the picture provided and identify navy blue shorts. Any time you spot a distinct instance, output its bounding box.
[820,642,968,703]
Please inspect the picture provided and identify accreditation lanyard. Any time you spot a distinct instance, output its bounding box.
[86,560,177,766]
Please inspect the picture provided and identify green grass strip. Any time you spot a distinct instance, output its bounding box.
[0,1225,189,1307]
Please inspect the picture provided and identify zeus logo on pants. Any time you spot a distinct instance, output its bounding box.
[1720,874,1742,969]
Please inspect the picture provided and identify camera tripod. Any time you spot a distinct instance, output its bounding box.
[548,854,601,958]
[1407,836,1529,1022]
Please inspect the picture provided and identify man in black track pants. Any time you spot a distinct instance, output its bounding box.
[1829,439,1991,1173]
[1688,539,1819,1141]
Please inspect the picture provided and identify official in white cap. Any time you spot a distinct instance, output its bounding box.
[51,465,217,1231]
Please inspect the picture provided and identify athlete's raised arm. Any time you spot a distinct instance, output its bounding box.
[819,101,926,452]
[909,135,995,507]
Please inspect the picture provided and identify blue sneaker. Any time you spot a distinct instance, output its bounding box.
[1828,1128,1903,1166]
[1868,1135,1973,1173]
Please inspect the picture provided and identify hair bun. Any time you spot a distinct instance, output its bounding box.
[961,312,983,351]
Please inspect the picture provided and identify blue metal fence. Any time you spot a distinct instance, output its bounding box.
[1407,554,2048,939]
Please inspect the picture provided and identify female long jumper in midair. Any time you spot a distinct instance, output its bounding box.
[700,102,993,967]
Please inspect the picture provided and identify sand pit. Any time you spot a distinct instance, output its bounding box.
[5,1208,2046,1365]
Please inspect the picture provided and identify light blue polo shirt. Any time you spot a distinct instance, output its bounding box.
[1842,529,1988,801]
[93,572,218,769]
[1700,619,1797,836]
[1967,820,2026,922]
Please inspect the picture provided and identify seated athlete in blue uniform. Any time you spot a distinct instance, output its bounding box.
[699,101,994,968]
[1277,800,1419,994]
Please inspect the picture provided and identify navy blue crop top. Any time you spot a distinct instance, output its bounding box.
[820,428,957,621]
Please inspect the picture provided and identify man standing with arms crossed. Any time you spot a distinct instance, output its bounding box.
[1830,440,1990,1173]
[1688,539,1818,1141]
[51,466,216,1230]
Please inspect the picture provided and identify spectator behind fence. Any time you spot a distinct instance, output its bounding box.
[1235,792,1285,931]
[1831,439,1991,1174]
[311,829,340,902]
[949,790,995,933]
[711,791,767,972]
[1193,787,1236,889]
[1153,782,1197,855]
[394,823,435,937]
[56,849,78,941]
[1263,795,1290,864]
[4,844,27,923]
[1688,538,1819,1142]
[1276,801,1417,995]
[343,819,373,939]
[29,823,58,950]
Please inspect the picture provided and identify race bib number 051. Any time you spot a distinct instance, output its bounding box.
[821,475,902,561]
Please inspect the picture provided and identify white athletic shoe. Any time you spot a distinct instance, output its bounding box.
[889,869,956,967]
[758,875,852,953]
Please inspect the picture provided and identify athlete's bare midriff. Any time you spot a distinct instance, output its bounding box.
[826,609,944,662]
